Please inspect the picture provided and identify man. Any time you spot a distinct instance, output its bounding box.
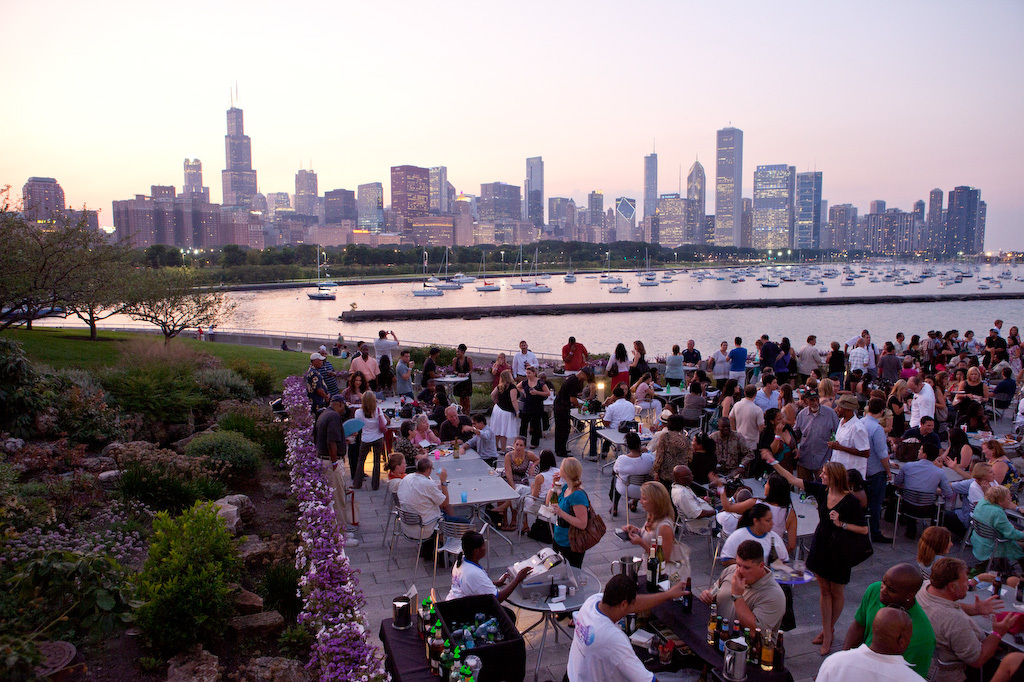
[349,344,380,390]
[421,347,441,389]
[373,330,400,393]
[753,373,780,411]
[438,405,473,442]
[681,339,701,366]
[759,334,779,373]
[316,345,342,395]
[712,420,756,478]
[994,367,1017,399]
[314,394,359,545]
[731,385,765,448]
[602,386,636,457]
[794,389,840,483]
[568,574,688,682]
[728,337,749,388]
[862,333,880,379]
[554,366,595,458]
[878,342,902,384]
[459,414,498,462]
[902,416,942,451]
[829,394,870,476]
[894,442,954,538]
[698,540,786,633]
[907,375,935,429]
[860,397,893,542]
[671,465,715,532]
[917,557,1020,682]
[417,377,438,405]
[842,563,935,678]
[894,332,907,356]
[824,607,926,681]
[397,459,467,557]
[447,531,532,604]
[561,336,589,372]
[796,335,823,384]
[848,337,870,377]
[305,352,330,414]
[511,340,537,380]
[395,350,415,399]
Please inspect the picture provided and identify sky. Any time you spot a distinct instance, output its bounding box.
[3,0,1023,250]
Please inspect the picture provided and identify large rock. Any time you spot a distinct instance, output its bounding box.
[167,645,219,682]
[218,494,256,525]
[97,470,121,490]
[165,421,195,445]
[233,586,264,615]
[244,657,309,682]
[238,537,274,566]
[80,456,116,472]
[215,502,240,535]
[2,437,25,454]
[229,611,285,639]
[170,424,218,454]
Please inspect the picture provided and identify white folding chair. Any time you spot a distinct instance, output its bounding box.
[619,473,654,525]
[388,506,438,578]
[433,519,480,587]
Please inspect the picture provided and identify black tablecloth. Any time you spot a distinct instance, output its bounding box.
[380,618,435,682]
[651,599,794,682]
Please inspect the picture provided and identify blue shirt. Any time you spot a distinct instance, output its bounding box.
[728,347,748,372]
[395,360,414,395]
[552,486,589,547]
[894,459,953,502]
[861,415,889,477]
[753,389,779,411]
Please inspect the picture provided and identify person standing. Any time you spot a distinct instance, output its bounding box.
[664,345,686,388]
[709,340,731,388]
[511,340,537,381]
[731,385,765,448]
[561,336,589,372]
[794,389,840,483]
[829,395,871,477]
[314,395,359,545]
[629,340,650,385]
[518,367,550,448]
[553,366,594,459]
[490,352,510,389]
[353,391,387,490]
[305,353,330,415]
[395,350,415,399]
[350,345,380,391]
[547,457,591,568]
[373,330,400,394]
[451,343,474,415]
[907,375,936,429]
[877,342,903,385]
[862,397,893,542]
[682,339,701,367]
[797,335,823,385]
[489,370,520,451]
[728,337,749,388]
[421,346,441,389]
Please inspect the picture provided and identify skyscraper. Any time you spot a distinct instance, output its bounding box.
[548,197,575,238]
[686,160,706,244]
[525,157,544,227]
[357,182,384,232]
[912,200,926,251]
[21,177,65,221]
[866,209,914,255]
[221,107,258,208]
[944,186,983,255]
[828,204,858,252]
[182,159,209,202]
[714,127,743,247]
[479,182,521,224]
[390,165,430,234]
[614,197,637,242]
[793,171,823,249]
[453,197,475,246]
[324,189,356,224]
[643,152,658,221]
[294,169,318,216]
[752,164,795,250]
[656,194,686,247]
[587,191,604,242]
[741,198,753,249]
[926,188,943,252]
[869,200,886,215]
[429,166,449,215]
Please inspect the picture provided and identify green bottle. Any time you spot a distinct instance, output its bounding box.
[439,640,455,680]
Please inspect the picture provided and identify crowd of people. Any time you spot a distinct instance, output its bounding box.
[305,320,1024,681]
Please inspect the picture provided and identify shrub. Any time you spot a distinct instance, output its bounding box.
[0,462,54,532]
[217,409,260,441]
[48,369,124,445]
[184,431,262,478]
[227,357,277,396]
[257,559,302,620]
[195,368,255,403]
[217,405,288,464]
[135,502,240,654]
[115,444,227,512]
[0,336,58,437]
[100,363,202,424]
[277,624,313,660]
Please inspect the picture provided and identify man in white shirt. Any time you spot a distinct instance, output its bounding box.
[568,574,687,682]
[829,394,870,476]
[730,385,765,448]
[603,386,637,430]
[818,607,925,682]
[447,531,532,603]
[397,458,464,533]
[848,338,870,376]
[510,340,537,380]
[671,466,714,532]
[373,329,400,364]
[796,335,823,383]
[907,375,935,429]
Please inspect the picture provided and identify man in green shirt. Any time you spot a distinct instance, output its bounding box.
[842,563,935,678]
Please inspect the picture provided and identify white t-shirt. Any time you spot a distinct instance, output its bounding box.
[671,484,714,532]
[447,559,496,601]
[909,384,936,428]
[567,594,654,682]
[711,350,731,379]
[604,398,637,430]
[720,527,789,563]
[613,452,655,497]
[831,415,871,476]
[373,338,399,363]
[397,473,446,528]
[355,406,386,442]
[816,644,925,682]
[717,510,741,537]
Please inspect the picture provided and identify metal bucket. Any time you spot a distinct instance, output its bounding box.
[391,596,412,630]
[611,556,643,583]
[723,638,748,681]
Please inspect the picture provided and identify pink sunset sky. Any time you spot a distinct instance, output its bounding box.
[3,0,1022,249]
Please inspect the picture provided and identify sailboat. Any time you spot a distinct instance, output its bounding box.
[563,257,576,283]
[524,247,550,291]
[509,245,534,289]
[638,248,659,286]
[307,246,337,300]
[600,253,623,284]
[413,251,444,297]
[434,248,463,289]
[475,253,500,292]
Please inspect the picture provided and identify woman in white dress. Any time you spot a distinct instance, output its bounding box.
[489,369,520,450]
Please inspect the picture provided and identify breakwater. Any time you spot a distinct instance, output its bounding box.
[339,291,1024,322]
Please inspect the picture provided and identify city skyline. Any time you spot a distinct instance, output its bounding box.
[2,1,1021,249]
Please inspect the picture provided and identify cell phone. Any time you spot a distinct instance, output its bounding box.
[615,529,631,542]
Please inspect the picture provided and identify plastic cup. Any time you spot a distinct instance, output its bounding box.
[461,491,468,503]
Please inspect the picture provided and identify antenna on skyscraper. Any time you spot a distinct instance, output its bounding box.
[653,139,656,153]
[679,165,682,194]
[235,81,239,105]
[229,87,233,108]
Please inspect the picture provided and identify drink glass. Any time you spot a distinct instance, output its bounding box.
[461,491,468,503]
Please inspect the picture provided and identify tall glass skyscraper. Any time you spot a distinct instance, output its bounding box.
[643,152,658,221]
[753,164,795,250]
[714,127,743,247]
[221,107,258,208]
[525,157,544,227]
[656,193,686,247]
[391,165,430,234]
[294,169,318,216]
[615,197,637,241]
[357,182,384,232]
[429,166,449,215]
[686,160,705,244]
[793,171,823,249]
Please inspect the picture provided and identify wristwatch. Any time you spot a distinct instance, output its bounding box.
[440,481,448,487]
[842,522,848,529]
[731,593,741,602]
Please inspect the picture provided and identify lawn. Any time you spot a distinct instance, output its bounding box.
[4,328,309,387]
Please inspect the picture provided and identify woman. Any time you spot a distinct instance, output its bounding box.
[492,436,539,529]
[630,340,650,386]
[754,408,796,477]
[710,341,731,388]
[972,485,1024,572]
[899,356,919,381]
[963,330,983,356]
[524,450,558,532]
[342,371,367,405]
[652,415,692,489]
[353,391,387,490]
[719,503,789,565]
[606,343,631,390]
[774,337,792,386]
[623,481,691,577]
[709,472,797,554]
[680,380,707,426]
[689,432,717,487]
[779,384,798,427]
[956,366,990,406]
[547,457,590,568]
[428,388,450,425]
[826,342,845,381]
[451,343,474,415]
[632,371,662,416]
[917,526,953,578]
[762,458,868,655]
[887,380,908,439]
[906,334,922,361]
[984,439,1017,485]
[611,431,654,517]
[518,366,550,448]
[412,413,441,447]
[943,424,977,472]
[490,352,510,389]
[665,345,686,388]
[818,377,837,410]
[718,378,740,423]
[392,420,423,468]
[490,370,520,451]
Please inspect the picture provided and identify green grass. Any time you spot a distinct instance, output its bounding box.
[4,328,307,389]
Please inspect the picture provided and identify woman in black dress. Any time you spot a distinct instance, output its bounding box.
[451,343,474,415]
[518,366,550,448]
[760,458,868,655]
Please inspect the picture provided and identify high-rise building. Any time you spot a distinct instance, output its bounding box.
[866,208,914,255]
[741,198,753,248]
[548,197,575,238]
[869,200,886,215]
[793,171,823,249]
[752,164,795,250]
[410,216,454,247]
[686,160,706,244]
[656,193,687,247]
[926,188,943,252]
[294,169,318,217]
[587,191,604,242]
[976,201,987,254]
[357,182,384,232]
[267,192,291,218]
[453,198,475,246]
[221,107,258,208]
[714,127,743,247]
[22,177,65,221]
[703,215,716,245]
[390,165,430,234]
[614,197,637,242]
[479,182,521,225]
[643,152,658,221]
[324,189,356,224]
[944,186,983,255]
[911,200,926,251]
[828,204,858,252]
[182,159,209,202]
[525,157,544,227]
[429,166,449,215]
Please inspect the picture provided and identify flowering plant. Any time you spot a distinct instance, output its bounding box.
[282,376,388,681]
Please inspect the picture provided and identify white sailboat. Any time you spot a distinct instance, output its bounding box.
[307,245,337,300]
[434,248,463,289]
[412,251,444,297]
[563,257,576,283]
[600,253,623,284]
[637,248,659,286]
[509,245,533,289]
[475,252,500,292]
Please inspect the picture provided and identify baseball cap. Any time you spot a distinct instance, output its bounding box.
[804,389,819,399]
[329,393,345,403]
[310,352,325,361]
[319,345,328,352]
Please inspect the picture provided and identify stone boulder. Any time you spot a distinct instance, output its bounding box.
[218,494,256,526]
[238,537,274,566]
[2,437,25,454]
[244,657,309,682]
[229,611,285,639]
[167,645,219,682]
[169,424,218,454]
[80,456,116,472]
[232,586,264,615]
[215,501,241,535]
[97,470,122,490]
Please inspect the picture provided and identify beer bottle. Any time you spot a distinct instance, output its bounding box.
[681,577,693,613]
[439,641,455,680]
[748,628,761,665]
[776,631,786,669]
[718,617,728,652]
[760,630,775,671]
[707,603,718,645]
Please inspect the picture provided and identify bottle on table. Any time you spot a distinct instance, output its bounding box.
[427,623,444,675]
[718,617,729,652]
[647,544,659,592]
[655,535,665,574]
[707,603,718,645]
[681,577,693,613]
[439,641,455,679]
[775,631,786,669]
[760,630,776,671]
[748,628,761,665]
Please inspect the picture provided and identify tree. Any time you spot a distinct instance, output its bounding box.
[64,244,134,340]
[220,244,246,267]
[124,267,235,345]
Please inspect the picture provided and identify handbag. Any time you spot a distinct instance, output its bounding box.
[568,492,606,553]
[831,524,873,567]
[618,420,638,434]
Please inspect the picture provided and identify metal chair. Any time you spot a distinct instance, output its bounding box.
[927,657,960,682]
[432,519,482,587]
[892,488,944,545]
[381,491,401,547]
[993,392,1016,421]
[674,508,715,557]
[970,517,1013,577]
[388,506,438,578]
[515,494,546,540]
[619,473,655,525]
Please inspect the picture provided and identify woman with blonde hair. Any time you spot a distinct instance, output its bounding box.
[818,377,836,409]
[353,390,387,490]
[623,481,691,577]
[887,380,908,439]
[917,526,952,578]
[489,369,520,450]
[546,456,590,568]
[955,366,990,406]
[411,413,441,447]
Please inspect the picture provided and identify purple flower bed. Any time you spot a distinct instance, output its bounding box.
[282,376,388,681]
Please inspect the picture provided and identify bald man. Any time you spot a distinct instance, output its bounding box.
[671,466,714,533]
[820,607,924,680]
[843,563,935,678]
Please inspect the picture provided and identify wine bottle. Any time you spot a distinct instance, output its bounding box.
[681,577,693,613]
[647,544,659,592]
[655,535,665,574]
[439,641,454,680]
[748,628,760,665]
